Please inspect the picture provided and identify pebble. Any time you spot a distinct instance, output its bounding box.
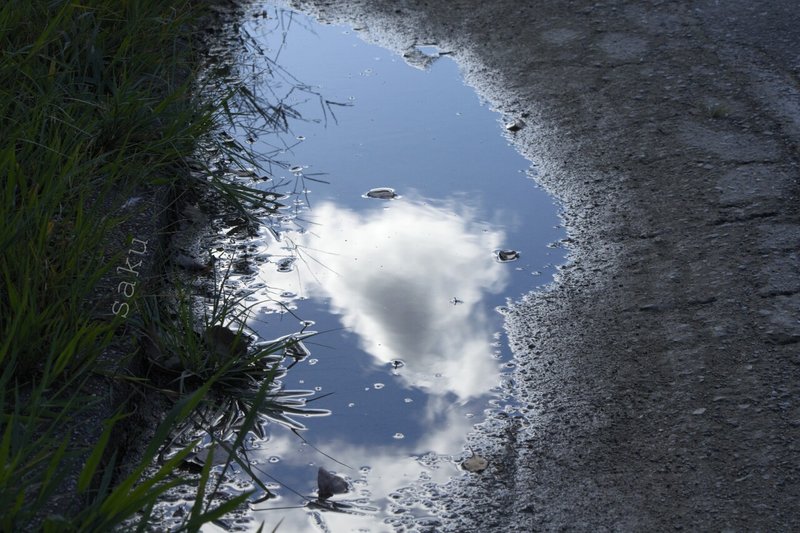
[462,454,489,473]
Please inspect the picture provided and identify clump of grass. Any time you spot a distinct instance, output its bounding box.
[1,0,341,528]
[0,0,207,370]
[128,267,329,528]
[0,0,303,530]
[136,279,327,428]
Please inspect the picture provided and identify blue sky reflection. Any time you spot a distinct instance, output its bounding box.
[194,3,565,529]
[255,196,508,400]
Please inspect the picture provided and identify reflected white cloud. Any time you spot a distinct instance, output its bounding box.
[256,198,509,399]
[249,405,478,532]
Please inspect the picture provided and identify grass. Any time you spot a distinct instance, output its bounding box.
[0,1,318,530]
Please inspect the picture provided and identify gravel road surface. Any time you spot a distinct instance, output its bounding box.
[289,1,800,530]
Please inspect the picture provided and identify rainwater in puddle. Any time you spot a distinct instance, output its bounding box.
[208,4,564,531]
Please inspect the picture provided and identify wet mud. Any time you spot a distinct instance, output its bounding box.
[287,0,800,530]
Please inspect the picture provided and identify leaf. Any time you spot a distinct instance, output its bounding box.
[317,468,348,500]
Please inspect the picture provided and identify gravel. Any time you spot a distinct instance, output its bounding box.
[288,1,800,530]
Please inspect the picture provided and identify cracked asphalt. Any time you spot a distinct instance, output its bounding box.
[287,1,799,530]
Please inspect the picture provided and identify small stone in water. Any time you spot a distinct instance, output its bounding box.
[364,187,398,200]
[461,454,489,473]
[494,249,520,262]
[504,119,526,132]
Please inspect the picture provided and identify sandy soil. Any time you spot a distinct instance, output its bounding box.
[288,1,800,530]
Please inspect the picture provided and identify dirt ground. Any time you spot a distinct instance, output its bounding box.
[287,1,800,530]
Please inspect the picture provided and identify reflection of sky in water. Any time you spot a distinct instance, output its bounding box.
[210,4,565,530]
[261,198,507,399]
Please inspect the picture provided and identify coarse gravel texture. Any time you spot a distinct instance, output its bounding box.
[285,1,800,531]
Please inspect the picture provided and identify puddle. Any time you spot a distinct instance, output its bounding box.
[200,4,564,531]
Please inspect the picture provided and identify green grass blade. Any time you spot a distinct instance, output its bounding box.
[78,414,123,493]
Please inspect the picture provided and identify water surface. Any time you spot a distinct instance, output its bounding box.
[209,4,564,531]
